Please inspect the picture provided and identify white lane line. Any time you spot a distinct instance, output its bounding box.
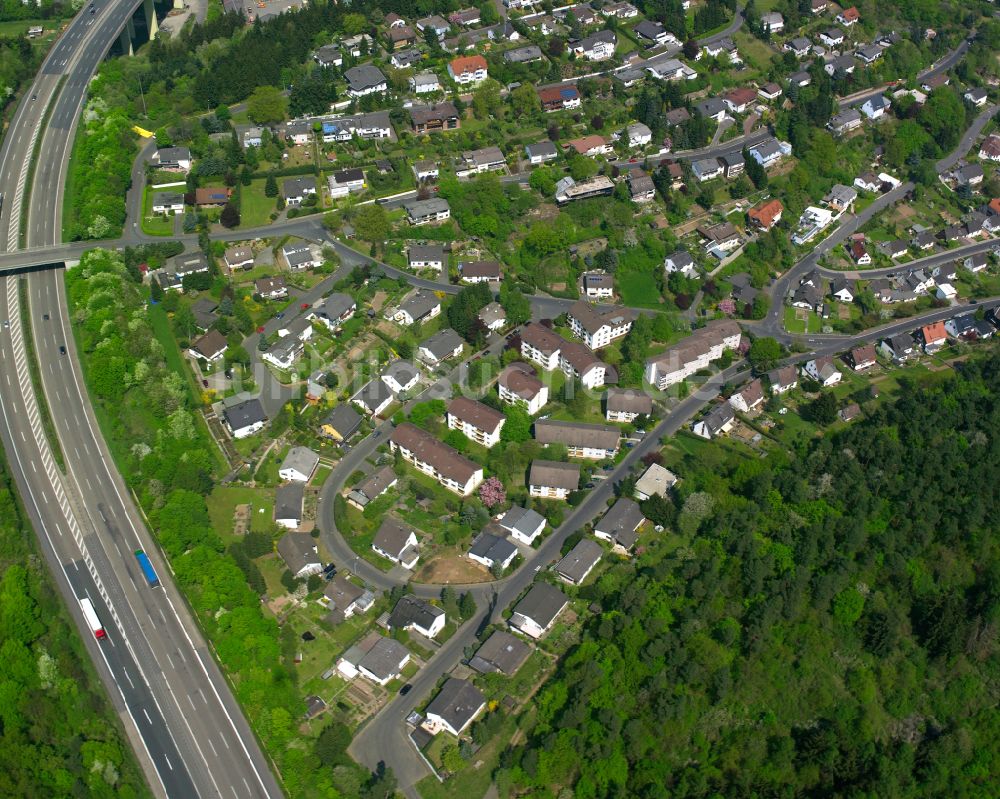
[122,669,135,689]
[208,739,218,758]
[164,651,175,670]
[143,708,152,724]
[187,694,197,712]
[164,755,173,771]
[221,736,230,749]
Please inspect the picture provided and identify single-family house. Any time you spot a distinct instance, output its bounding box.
[879,333,914,363]
[188,329,227,363]
[861,94,891,119]
[418,328,464,365]
[255,276,287,300]
[692,402,735,439]
[223,398,267,439]
[468,530,518,571]
[748,198,783,231]
[459,260,502,285]
[344,64,388,97]
[320,404,362,443]
[276,530,319,576]
[327,168,366,198]
[372,517,420,569]
[728,378,765,412]
[279,447,320,482]
[274,484,305,531]
[469,631,532,676]
[347,465,398,511]
[410,102,461,134]
[572,29,616,61]
[554,538,603,585]
[497,506,547,546]
[423,679,485,736]
[351,379,394,418]
[803,356,842,386]
[403,197,450,225]
[408,243,445,272]
[448,54,488,85]
[224,245,255,271]
[392,290,442,326]
[848,344,877,371]
[837,6,860,25]
[594,498,646,554]
[525,140,559,165]
[509,582,569,639]
[767,365,799,394]
[388,595,445,639]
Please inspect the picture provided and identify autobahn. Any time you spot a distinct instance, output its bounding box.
[0,3,283,798]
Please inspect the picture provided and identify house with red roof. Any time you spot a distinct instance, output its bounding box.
[748,198,783,231]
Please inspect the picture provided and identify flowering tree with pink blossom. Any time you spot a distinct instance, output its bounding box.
[478,476,506,509]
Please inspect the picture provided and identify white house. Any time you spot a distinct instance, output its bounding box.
[497,506,546,546]
[446,397,506,448]
[508,582,569,639]
[860,94,891,120]
[372,517,420,569]
[803,357,841,386]
[278,447,320,482]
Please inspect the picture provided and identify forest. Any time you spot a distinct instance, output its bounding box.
[498,355,1000,797]
[0,450,150,796]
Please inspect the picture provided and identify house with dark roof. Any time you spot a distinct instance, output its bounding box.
[276,531,321,577]
[468,530,518,571]
[509,582,569,639]
[692,402,736,439]
[223,398,267,439]
[274,484,305,530]
[423,678,486,736]
[554,538,603,585]
[320,404,362,442]
[345,64,388,97]
[189,329,228,362]
[388,595,446,639]
[324,574,367,620]
[728,378,765,413]
[372,517,419,569]
[469,630,532,675]
[767,365,798,394]
[879,333,915,364]
[419,328,464,364]
[347,465,398,511]
[351,379,394,418]
[381,360,421,395]
[593,498,646,554]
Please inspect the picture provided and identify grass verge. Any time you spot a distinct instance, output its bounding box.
[20,74,66,248]
[18,278,65,471]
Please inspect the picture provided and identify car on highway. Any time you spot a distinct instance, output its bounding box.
[42,313,49,320]
[58,345,66,354]
[276,311,284,319]
[400,684,413,696]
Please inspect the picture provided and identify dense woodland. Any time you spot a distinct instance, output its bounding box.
[0,451,150,796]
[500,357,1000,797]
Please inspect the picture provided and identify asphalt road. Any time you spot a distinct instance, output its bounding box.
[0,3,283,797]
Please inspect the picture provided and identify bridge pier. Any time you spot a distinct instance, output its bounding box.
[118,18,134,56]
[142,0,159,39]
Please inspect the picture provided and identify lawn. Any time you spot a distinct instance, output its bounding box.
[617,269,664,308]
[206,485,276,541]
[417,716,519,799]
[784,305,823,334]
[239,179,277,228]
[141,187,176,237]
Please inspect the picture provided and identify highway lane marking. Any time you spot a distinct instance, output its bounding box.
[142,708,152,724]
[243,778,251,794]
[221,735,229,749]
[164,651,175,670]
[164,755,173,771]
[122,668,135,689]
[208,739,217,758]
[187,694,197,712]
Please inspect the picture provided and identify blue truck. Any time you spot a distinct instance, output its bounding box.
[134,549,160,588]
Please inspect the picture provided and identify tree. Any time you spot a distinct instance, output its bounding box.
[804,391,837,424]
[246,85,288,124]
[220,202,241,228]
[315,722,352,767]
[459,591,476,619]
[500,284,531,326]
[478,476,506,509]
[472,79,504,120]
[748,337,781,373]
[353,204,390,243]
[683,38,700,59]
[510,82,541,119]
[264,173,278,198]
[500,405,532,443]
